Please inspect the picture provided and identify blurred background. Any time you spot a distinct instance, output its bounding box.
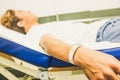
[0,0,120,17]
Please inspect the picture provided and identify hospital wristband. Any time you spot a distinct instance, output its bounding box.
[68,44,80,64]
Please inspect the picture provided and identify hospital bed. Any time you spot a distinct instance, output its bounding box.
[0,17,120,80]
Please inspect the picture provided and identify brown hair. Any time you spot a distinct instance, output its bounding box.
[0,9,26,34]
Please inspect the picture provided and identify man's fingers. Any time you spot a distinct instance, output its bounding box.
[84,69,105,80]
[84,70,93,80]
[107,73,120,80]
[110,60,120,75]
[103,68,120,80]
[106,56,120,76]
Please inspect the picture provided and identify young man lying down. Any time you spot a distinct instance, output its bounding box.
[1,9,120,80]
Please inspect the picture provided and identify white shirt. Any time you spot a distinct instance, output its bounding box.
[26,20,109,45]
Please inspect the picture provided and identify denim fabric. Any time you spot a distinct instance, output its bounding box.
[96,17,120,42]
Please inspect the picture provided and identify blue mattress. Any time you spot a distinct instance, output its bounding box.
[0,37,120,68]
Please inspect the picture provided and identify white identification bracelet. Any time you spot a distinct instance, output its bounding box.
[68,44,80,64]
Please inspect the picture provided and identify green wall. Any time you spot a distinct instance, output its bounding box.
[38,8,120,24]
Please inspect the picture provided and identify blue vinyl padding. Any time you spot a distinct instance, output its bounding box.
[0,37,73,68]
[0,37,120,68]
[99,47,120,60]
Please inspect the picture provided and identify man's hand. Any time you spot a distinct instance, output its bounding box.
[74,47,120,80]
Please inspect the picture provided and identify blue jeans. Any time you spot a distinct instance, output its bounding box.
[96,17,120,42]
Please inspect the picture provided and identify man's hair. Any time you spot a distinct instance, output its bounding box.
[0,9,26,34]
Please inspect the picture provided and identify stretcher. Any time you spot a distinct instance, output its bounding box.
[0,19,120,80]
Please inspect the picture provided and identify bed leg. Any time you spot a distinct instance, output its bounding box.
[0,65,19,80]
[38,70,49,80]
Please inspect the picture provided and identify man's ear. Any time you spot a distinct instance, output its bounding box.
[17,21,25,27]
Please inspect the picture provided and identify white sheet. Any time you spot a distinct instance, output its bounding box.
[0,20,120,54]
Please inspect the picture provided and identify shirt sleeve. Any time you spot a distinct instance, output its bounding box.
[26,25,48,45]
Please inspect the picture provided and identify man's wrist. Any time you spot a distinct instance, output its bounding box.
[68,44,81,64]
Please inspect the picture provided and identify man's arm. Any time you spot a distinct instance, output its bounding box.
[40,34,120,80]
[40,34,71,62]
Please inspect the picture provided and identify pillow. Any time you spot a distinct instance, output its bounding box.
[0,25,45,53]
[0,25,25,41]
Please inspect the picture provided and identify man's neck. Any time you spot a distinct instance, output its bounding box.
[25,17,39,33]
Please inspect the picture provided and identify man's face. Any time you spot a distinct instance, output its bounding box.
[15,10,37,24]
